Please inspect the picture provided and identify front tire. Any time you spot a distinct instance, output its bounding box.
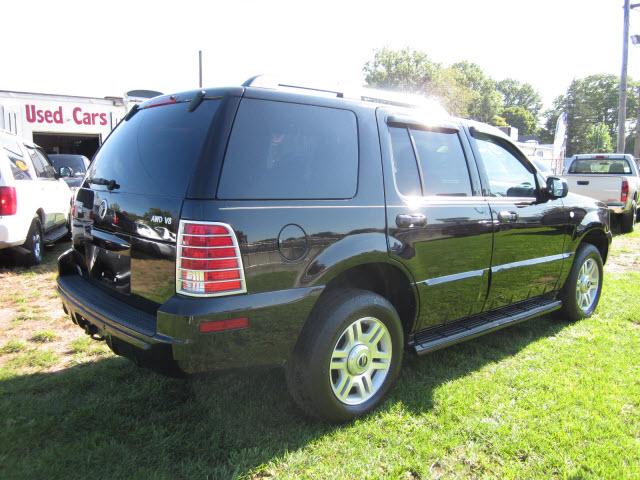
[285,289,404,422]
[559,244,603,322]
[24,217,44,266]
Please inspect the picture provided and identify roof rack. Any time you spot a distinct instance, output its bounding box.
[241,75,442,110]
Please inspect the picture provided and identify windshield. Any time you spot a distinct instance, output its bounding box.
[49,155,88,174]
[569,158,631,174]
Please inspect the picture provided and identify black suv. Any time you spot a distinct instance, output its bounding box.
[58,80,611,421]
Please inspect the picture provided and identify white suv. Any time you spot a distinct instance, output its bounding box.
[0,130,71,264]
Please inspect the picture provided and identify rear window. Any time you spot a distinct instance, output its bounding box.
[86,100,220,197]
[569,158,632,174]
[218,99,358,200]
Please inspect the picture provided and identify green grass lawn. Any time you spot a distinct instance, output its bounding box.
[0,237,639,479]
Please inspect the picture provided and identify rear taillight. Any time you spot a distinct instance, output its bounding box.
[176,221,246,297]
[0,187,17,215]
[621,179,629,203]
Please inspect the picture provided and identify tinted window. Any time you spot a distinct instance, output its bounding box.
[569,158,631,174]
[474,137,537,197]
[26,147,55,179]
[86,100,220,197]
[219,99,358,199]
[411,129,472,196]
[389,127,421,196]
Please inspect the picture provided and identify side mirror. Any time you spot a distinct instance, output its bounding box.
[546,176,568,199]
[59,166,73,178]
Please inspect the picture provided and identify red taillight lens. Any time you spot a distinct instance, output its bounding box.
[0,187,17,215]
[181,235,233,247]
[621,179,629,203]
[176,221,246,297]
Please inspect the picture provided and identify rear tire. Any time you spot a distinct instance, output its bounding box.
[559,244,603,322]
[285,288,404,422]
[620,204,636,233]
[23,217,44,266]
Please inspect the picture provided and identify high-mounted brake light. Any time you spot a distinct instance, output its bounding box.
[621,179,629,203]
[144,95,178,109]
[176,220,247,297]
[0,187,17,215]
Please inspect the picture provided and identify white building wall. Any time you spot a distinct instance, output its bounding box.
[0,91,128,143]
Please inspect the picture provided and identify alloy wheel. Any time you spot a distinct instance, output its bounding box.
[329,316,392,406]
[575,257,599,312]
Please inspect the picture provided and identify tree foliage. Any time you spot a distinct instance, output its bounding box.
[363,48,540,127]
[502,106,538,136]
[541,74,638,155]
[584,123,613,153]
[496,79,543,117]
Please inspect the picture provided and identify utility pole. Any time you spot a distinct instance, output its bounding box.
[198,50,203,88]
[635,86,640,159]
[618,0,631,153]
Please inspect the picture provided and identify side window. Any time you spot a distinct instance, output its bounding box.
[474,137,537,198]
[388,127,421,196]
[219,99,358,200]
[5,151,33,181]
[411,129,472,197]
[26,147,55,179]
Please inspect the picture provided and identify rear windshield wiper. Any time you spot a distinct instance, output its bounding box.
[89,177,120,190]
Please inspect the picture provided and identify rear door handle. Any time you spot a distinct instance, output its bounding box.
[497,211,519,223]
[396,213,426,228]
[577,180,589,186]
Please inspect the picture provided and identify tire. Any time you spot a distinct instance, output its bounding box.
[23,217,44,266]
[559,244,603,322]
[285,288,404,422]
[620,204,636,233]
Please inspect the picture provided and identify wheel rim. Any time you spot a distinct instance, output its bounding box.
[575,258,599,312]
[33,232,41,260]
[329,316,392,406]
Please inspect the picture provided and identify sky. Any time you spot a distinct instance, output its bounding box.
[3,0,640,109]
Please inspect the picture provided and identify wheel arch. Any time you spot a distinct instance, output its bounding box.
[577,226,610,264]
[306,260,419,337]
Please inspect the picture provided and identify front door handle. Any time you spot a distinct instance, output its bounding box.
[497,211,519,223]
[396,213,426,228]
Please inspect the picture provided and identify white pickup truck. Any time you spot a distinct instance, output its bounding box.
[563,153,639,233]
[0,130,71,264]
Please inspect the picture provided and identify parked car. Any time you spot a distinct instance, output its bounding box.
[563,153,639,232]
[57,82,611,421]
[1,130,71,264]
[48,154,90,189]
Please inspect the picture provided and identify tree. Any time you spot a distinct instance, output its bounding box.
[584,123,613,153]
[363,49,506,125]
[450,62,503,124]
[541,74,638,155]
[502,106,538,135]
[496,79,543,117]
[363,47,441,93]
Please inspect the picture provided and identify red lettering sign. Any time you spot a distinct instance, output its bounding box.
[25,104,108,126]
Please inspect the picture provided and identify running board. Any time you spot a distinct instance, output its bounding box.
[44,224,68,244]
[412,297,562,355]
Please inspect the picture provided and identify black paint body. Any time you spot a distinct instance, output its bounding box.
[57,86,612,373]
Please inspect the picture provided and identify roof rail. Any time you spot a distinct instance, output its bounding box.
[241,75,443,110]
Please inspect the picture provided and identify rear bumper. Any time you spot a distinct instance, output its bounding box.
[57,249,322,374]
[0,218,27,248]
